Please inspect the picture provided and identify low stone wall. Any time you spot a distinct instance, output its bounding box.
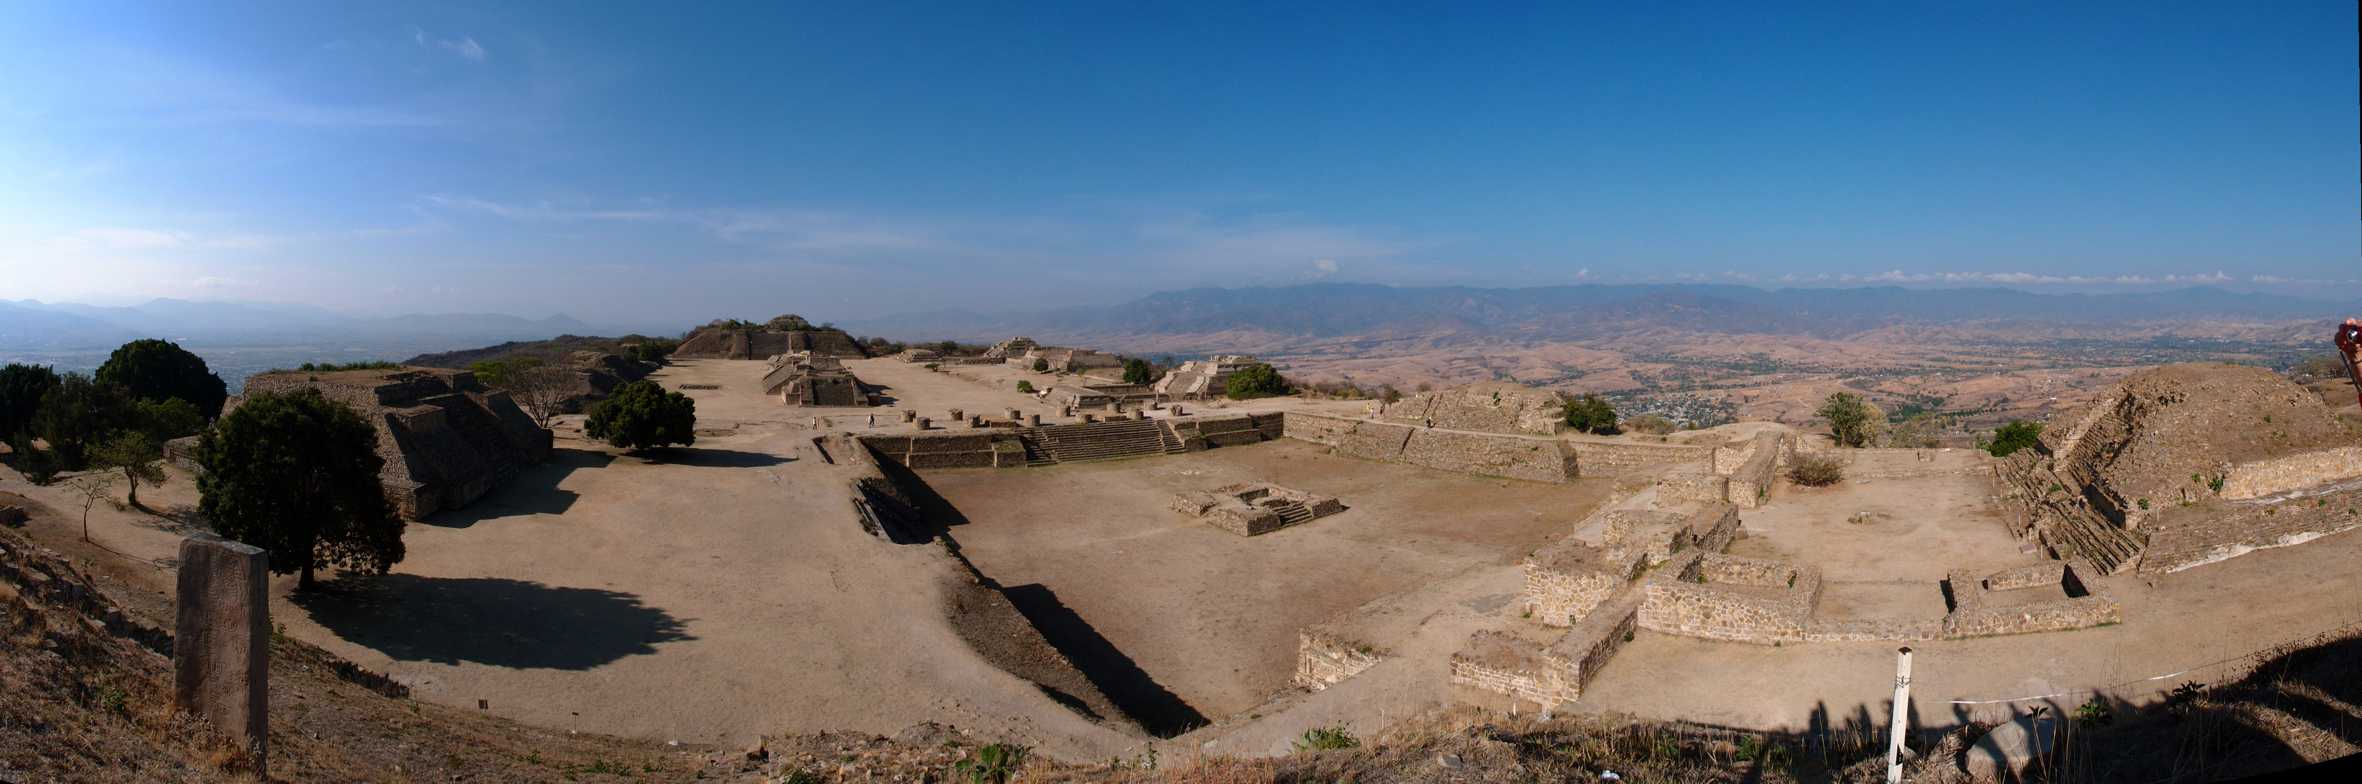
[858,431,1028,469]
[1639,553,1821,644]
[2219,447,2362,500]
[1169,412,1281,450]
[1449,631,1574,707]
[1294,629,1384,690]
[2140,486,2362,573]
[1724,433,1784,509]
[1680,504,1742,554]
[1521,540,1633,627]
[1802,617,1947,643]
[1279,413,1576,483]
[1656,467,1729,506]
[1944,563,2121,638]
[1567,438,1713,477]
[1549,593,1641,696]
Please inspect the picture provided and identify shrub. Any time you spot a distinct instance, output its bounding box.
[954,743,1027,784]
[586,381,697,451]
[1786,452,1846,487]
[1224,363,1290,399]
[295,360,400,372]
[1292,725,1360,752]
[1986,419,2043,457]
[1816,392,1876,448]
[1886,414,1941,448]
[1015,380,1035,394]
[1031,358,1050,373]
[1121,358,1153,385]
[1562,394,1619,434]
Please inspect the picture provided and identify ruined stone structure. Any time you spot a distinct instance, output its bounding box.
[1294,630,1384,690]
[1638,552,1822,644]
[671,318,869,359]
[1999,363,2362,573]
[762,352,874,407]
[981,336,1039,359]
[1170,482,1345,536]
[227,368,552,519]
[1943,562,2120,638]
[1283,412,1581,483]
[856,412,1286,470]
[1153,355,1260,400]
[1373,381,1567,436]
[1011,345,1123,374]
[173,535,269,775]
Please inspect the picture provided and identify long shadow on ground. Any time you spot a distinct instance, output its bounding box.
[1001,583,1208,737]
[643,448,792,468]
[291,573,694,670]
[422,448,613,528]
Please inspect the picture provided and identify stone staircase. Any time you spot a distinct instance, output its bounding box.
[2038,505,2146,574]
[1265,500,1317,526]
[1029,420,1185,465]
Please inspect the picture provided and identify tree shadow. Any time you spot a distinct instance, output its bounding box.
[139,503,207,536]
[290,573,693,670]
[999,583,1206,738]
[422,448,613,528]
[642,448,792,468]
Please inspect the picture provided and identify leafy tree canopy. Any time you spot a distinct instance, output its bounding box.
[95,338,228,419]
[1224,363,1290,400]
[30,373,134,469]
[585,380,697,451]
[1563,394,1620,435]
[198,388,401,588]
[1987,419,2045,457]
[0,363,60,442]
[1122,358,1154,385]
[1817,392,1877,448]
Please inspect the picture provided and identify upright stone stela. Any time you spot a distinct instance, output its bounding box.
[174,535,269,774]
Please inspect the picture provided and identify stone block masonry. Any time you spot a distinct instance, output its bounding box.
[1521,538,1640,627]
[1295,629,1383,690]
[174,535,269,776]
[1655,467,1729,506]
[229,368,551,520]
[1278,412,1578,483]
[1944,562,2120,637]
[1638,552,1822,645]
[1451,593,1641,709]
[2218,446,2362,500]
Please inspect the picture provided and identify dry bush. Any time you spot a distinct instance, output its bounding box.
[1787,452,1846,487]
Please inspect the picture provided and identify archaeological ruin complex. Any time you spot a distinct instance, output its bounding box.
[670,316,870,360]
[219,367,552,519]
[762,352,874,407]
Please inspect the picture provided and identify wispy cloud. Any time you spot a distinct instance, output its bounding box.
[1762,269,2344,287]
[411,26,487,61]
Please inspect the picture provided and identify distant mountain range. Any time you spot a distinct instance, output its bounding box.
[843,284,2361,347]
[0,298,619,350]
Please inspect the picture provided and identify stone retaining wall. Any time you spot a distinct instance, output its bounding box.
[2219,447,2362,500]
[857,431,1029,469]
[2141,487,2362,573]
[1567,438,1713,477]
[1656,467,1730,505]
[1724,433,1784,508]
[1279,413,1577,483]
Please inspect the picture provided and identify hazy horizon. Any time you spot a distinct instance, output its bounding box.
[2,3,2354,322]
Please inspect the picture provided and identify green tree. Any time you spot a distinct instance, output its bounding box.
[1986,420,2045,457]
[1015,380,1035,394]
[85,398,202,509]
[467,356,545,388]
[1816,392,1876,448]
[95,338,228,419]
[198,389,401,589]
[1224,363,1290,400]
[585,380,697,451]
[1562,394,1620,435]
[30,373,134,469]
[1122,358,1153,385]
[0,363,60,442]
[89,431,166,510]
[1031,357,1050,373]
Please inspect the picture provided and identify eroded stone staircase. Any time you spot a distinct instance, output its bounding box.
[1265,500,1317,526]
[1028,420,1185,465]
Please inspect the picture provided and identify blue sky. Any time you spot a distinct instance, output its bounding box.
[1,1,2354,322]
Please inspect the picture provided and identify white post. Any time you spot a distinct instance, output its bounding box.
[1887,646,1913,783]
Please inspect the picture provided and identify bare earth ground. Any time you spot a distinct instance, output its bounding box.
[7,353,2360,770]
[922,440,1614,722]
